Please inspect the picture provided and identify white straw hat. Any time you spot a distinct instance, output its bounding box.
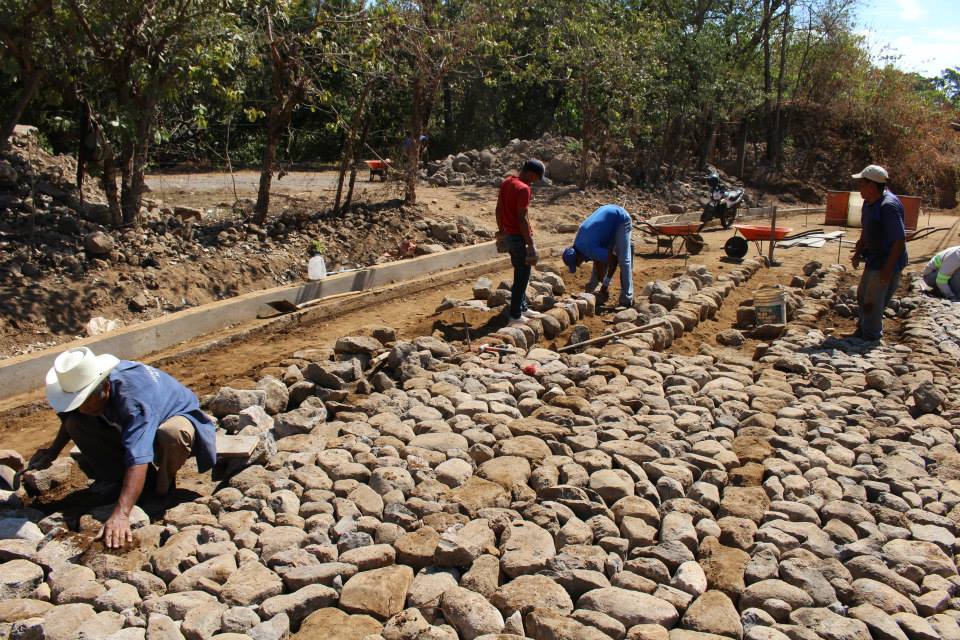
[45,347,119,413]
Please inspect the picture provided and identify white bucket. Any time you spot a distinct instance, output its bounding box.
[308,255,327,280]
[846,192,863,228]
[754,288,786,325]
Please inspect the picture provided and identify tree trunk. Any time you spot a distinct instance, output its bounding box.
[698,112,717,171]
[938,167,958,209]
[664,115,685,180]
[578,80,593,189]
[254,119,282,224]
[344,115,371,211]
[101,156,122,226]
[404,79,425,206]
[335,84,370,212]
[333,129,350,213]
[762,0,774,163]
[736,120,748,179]
[771,0,791,170]
[579,124,592,190]
[121,142,149,225]
[443,79,454,143]
[119,107,155,225]
[1,68,42,147]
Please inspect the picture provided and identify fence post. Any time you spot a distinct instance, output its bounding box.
[768,206,778,263]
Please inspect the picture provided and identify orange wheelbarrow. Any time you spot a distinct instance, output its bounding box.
[638,219,706,256]
[364,159,392,181]
[731,224,793,256]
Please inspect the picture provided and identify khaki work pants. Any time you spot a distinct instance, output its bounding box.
[64,414,194,495]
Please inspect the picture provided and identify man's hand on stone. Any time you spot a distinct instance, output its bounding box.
[28,448,56,470]
[100,510,132,549]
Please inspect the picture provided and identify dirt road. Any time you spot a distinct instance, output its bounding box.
[3,209,956,458]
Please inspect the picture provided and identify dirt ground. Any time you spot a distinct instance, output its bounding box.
[3,199,957,462]
[0,171,593,359]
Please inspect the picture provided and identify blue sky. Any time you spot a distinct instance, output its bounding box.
[855,0,959,77]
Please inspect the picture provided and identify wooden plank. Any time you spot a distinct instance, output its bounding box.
[216,434,258,459]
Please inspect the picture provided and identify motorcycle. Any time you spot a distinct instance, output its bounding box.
[700,173,744,230]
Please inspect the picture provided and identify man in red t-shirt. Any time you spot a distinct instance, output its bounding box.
[495,159,545,322]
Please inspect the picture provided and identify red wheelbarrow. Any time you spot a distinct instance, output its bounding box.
[727,224,793,257]
[364,159,392,181]
[638,218,706,256]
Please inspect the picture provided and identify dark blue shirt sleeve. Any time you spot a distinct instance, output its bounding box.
[880,201,905,243]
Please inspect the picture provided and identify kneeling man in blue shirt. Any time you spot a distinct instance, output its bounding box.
[30,347,217,548]
[562,204,634,308]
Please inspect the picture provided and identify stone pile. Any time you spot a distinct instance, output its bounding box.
[2,261,960,640]
[424,134,753,213]
[425,134,588,188]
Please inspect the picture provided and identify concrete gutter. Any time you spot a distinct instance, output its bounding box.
[0,241,501,400]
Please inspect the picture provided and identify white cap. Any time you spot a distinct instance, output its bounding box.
[852,164,888,183]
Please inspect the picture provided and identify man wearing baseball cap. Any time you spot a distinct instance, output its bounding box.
[29,347,216,548]
[495,159,546,323]
[849,164,907,341]
[562,204,634,308]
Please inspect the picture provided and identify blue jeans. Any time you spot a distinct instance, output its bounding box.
[857,268,901,340]
[506,235,531,319]
[584,219,634,306]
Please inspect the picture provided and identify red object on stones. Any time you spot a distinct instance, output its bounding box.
[522,364,537,375]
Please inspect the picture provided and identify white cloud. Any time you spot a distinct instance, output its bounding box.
[889,34,960,75]
[894,0,926,21]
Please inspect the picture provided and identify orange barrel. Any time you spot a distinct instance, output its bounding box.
[825,191,850,226]
[900,195,921,231]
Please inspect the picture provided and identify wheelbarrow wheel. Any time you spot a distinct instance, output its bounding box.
[724,235,748,259]
[685,234,705,255]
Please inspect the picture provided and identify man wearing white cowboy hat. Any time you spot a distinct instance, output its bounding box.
[29,347,216,548]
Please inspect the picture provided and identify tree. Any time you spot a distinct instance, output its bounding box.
[377,0,497,205]
[536,0,660,186]
[933,67,960,109]
[248,1,325,224]
[0,0,54,145]
[65,0,236,224]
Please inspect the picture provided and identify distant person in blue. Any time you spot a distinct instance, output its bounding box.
[562,204,634,308]
[403,133,429,167]
[849,164,907,342]
[30,347,217,548]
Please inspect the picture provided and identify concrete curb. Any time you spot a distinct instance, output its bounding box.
[0,241,501,400]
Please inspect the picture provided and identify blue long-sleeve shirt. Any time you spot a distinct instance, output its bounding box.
[574,205,631,263]
[65,361,217,471]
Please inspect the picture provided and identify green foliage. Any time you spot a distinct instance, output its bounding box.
[2,0,957,207]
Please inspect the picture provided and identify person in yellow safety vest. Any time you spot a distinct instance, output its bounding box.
[921,246,960,300]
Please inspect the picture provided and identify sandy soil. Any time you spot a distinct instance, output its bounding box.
[4,205,957,463]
